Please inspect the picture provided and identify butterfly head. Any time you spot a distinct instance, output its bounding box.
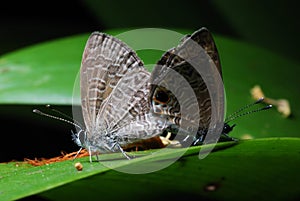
[72,129,87,148]
[222,123,236,135]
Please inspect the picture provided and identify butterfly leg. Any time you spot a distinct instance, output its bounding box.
[73,147,83,160]
[88,146,93,163]
[219,133,238,142]
[95,154,100,161]
[85,146,101,162]
[116,143,131,160]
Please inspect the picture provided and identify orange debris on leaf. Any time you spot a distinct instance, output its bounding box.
[24,149,89,166]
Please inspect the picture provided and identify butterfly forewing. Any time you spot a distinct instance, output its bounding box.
[80,32,168,154]
[97,67,151,131]
[80,32,145,134]
[150,27,223,142]
[189,28,222,76]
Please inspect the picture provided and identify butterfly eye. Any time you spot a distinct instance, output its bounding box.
[154,90,170,104]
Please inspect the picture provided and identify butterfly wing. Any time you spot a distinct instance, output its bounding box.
[97,67,168,144]
[97,67,150,130]
[80,32,145,133]
[189,28,222,76]
[81,32,168,150]
[150,27,224,141]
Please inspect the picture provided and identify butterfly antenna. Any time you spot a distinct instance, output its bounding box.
[33,108,82,130]
[225,97,264,122]
[225,98,272,123]
[45,104,83,128]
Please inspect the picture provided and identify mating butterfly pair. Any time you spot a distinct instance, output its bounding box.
[74,28,229,160]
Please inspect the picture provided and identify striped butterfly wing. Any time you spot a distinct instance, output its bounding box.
[80,32,145,133]
[150,28,223,142]
[98,67,167,146]
[80,32,168,151]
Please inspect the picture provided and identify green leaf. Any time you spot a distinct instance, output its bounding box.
[0,34,87,104]
[216,36,300,139]
[0,138,299,201]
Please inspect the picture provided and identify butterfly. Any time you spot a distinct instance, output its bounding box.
[150,27,227,146]
[76,32,169,160]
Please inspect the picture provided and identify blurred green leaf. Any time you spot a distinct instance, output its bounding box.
[216,36,300,139]
[0,138,299,201]
[0,34,87,104]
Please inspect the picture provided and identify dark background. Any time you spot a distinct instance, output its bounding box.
[1,0,300,61]
[0,0,299,162]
